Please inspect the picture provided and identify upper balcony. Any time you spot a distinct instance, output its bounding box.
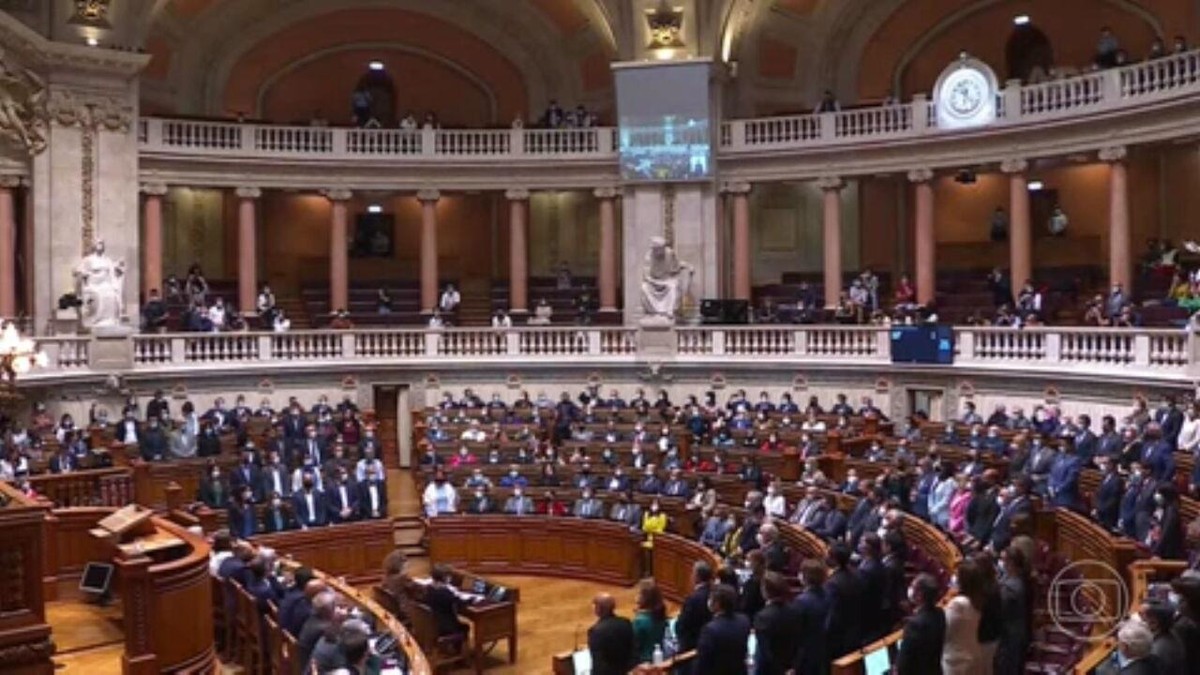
[138,49,1200,189]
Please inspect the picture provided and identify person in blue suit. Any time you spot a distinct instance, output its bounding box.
[788,559,831,675]
[1091,456,1123,531]
[1048,441,1082,510]
[695,584,751,675]
[1140,423,1176,482]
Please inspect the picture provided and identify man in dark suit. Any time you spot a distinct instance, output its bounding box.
[824,541,865,658]
[299,425,328,466]
[297,591,336,672]
[1112,619,1162,674]
[1092,456,1123,531]
[259,449,291,501]
[230,449,263,501]
[1097,415,1123,459]
[262,493,295,533]
[1119,462,1154,540]
[357,466,388,520]
[292,476,327,528]
[856,533,889,641]
[757,523,790,573]
[675,561,713,654]
[140,416,169,461]
[145,389,170,422]
[586,593,634,675]
[276,567,316,636]
[788,559,830,675]
[1024,438,1055,496]
[466,486,495,514]
[990,477,1032,551]
[896,574,946,675]
[48,448,79,474]
[696,584,751,675]
[881,530,908,631]
[814,494,848,541]
[573,488,605,519]
[1140,424,1176,482]
[1048,441,1083,510]
[1156,395,1184,449]
[1074,414,1098,463]
[325,470,359,524]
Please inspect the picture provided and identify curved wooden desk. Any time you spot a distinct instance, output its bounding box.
[427,515,720,603]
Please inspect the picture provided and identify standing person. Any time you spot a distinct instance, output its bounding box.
[587,593,634,675]
[994,547,1033,675]
[753,571,796,675]
[631,580,668,665]
[942,558,986,674]
[695,584,751,675]
[897,574,946,675]
[674,562,713,654]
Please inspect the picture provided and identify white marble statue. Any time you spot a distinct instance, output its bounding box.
[73,239,126,329]
[640,236,693,321]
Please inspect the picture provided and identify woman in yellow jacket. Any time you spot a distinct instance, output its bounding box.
[640,499,668,575]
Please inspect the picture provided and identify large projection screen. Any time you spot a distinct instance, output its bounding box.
[613,59,713,183]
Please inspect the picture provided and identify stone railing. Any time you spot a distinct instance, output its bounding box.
[722,49,1200,153]
[138,119,617,162]
[14,326,1196,387]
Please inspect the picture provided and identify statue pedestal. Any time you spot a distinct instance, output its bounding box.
[89,326,134,371]
[637,318,677,358]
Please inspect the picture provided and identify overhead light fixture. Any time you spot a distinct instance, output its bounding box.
[1013,15,1030,26]
[367,204,383,214]
[1027,180,1044,191]
[368,61,384,71]
[86,36,99,46]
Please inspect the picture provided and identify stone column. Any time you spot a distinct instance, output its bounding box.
[595,187,619,312]
[418,189,441,314]
[817,176,844,309]
[235,187,261,315]
[1101,146,1131,292]
[723,182,753,301]
[505,189,530,315]
[0,176,19,318]
[324,188,352,312]
[908,168,936,306]
[139,183,168,300]
[1002,159,1031,300]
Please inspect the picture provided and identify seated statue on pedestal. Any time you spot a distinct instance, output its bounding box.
[73,239,126,330]
[640,236,693,323]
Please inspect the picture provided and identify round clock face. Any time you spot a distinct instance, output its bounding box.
[936,65,995,129]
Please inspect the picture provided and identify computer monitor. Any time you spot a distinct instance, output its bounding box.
[79,562,114,595]
[863,645,891,675]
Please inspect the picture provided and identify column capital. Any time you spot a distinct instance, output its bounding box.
[593,186,620,200]
[999,158,1028,175]
[139,182,169,196]
[1099,145,1128,163]
[720,180,752,195]
[504,188,530,201]
[815,176,844,192]
[0,175,23,190]
[235,186,262,200]
[907,168,934,184]
[417,188,441,203]
[322,188,353,202]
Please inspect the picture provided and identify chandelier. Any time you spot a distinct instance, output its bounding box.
[0,322,47,382]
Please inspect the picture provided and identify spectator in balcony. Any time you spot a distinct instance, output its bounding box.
[438,284,460,313]
[256,284,277,326]
[988,206,1008,242]
[1148,38,1168,61]
[1083,294,1107,326]
[422,112,439,129]
[330,309,354,330]
[814,89,840,114]
[164,274,183,302]
[141,288,168,332]
[373,287,392,315]
[1047,203,1069,236]
[492,310,512,328]
[351,88,372,126]
[185,264,208,304]
[529,298,553,325]
[1096,26,1121,68]
[272,309,291,332]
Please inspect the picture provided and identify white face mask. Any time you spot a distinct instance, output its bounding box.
[907,586,918,604]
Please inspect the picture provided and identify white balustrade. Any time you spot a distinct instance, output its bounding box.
[270,332,343,360]
[805,327,882,358]
[345,129,422,156]
[597,328,638,356]
[1019,71,1106,117]
[741,115,820,147]
[435,130,511,156]
[1059,330,1134,365]
[183,333,262,363]
[35,337,91,369]
[1148,332,1190,367]
[966,328,1048,362]
[355,330,426,358]
[723,328,795,356]
[160,119,244,151]
[519,328,589,356]
[676,328,713,355]
[523,128,601,155]
[438,329,506,357]
[834,106,912,138]
[132,335,172,365]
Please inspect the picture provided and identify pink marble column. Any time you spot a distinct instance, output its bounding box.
[727,182,752,301]
[1101,146,1131,292]
[909,168,936,306]
[140,183,168,300]
[0,177,17,318]
[595,187,619,312]
[419,189,441,314]
[235,187,261,315]
[506,189,530,314]
[818,177,844,309]
[325,189,352,312]
[1003,159,1031,301]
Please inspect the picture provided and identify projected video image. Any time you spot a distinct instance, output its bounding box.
[614,61,712,182]
[619,117,710,181]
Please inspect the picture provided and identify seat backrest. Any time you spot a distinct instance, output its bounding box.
[405,600,439,652]
[372,584,402,617]
[280,628,299,675]
[236,585,262,639]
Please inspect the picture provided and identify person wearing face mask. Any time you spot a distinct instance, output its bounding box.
[896,573,946,675]
[989,478,1031,552]
[1047,439,1083,510]
[1167,576,1200,673]
[1110,619,1158,674]
[640,499,667,547]
[503,487,533,515]
[499,465,527,488]
[573,488,604,519]
[1092,457,1124,531]
[421,470,457,518]
[198,460,230,509]
[1149,485,1184,560]
[357,467,387,520]
[262,491,295,533]
[228,485,259,538]
[466,485,494,514]
[291,472,328,528]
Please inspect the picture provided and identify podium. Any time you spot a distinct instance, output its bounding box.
[89,505,185,559]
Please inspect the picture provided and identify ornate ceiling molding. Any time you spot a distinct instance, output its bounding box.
[0,10,148,79]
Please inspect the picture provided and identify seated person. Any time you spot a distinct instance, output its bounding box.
[573,487,605,519]
[424,565,469,640]
[503,487,534,515]
[528,298,553,325]
[538,490,569,517]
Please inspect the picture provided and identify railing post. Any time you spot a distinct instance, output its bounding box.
[876,328,891,360]
[510,129,525,157]
[911,95,929,134]
[712,329,726,356]
[341,332,356,359]
[241,124,255,153]
[331,128,348,155]
[424,331,440,356]
[956,328,975,362]
[257,334,273,361]
[422,127,437,156]
[1132,333,1150,367]
[794,329,808,356]
[729,120,746,150]
[505,330,520,356]
[819,113,836,141]
[170,336,186,364]
[1003,79,1023,121]
[587,329,602,356]
[1187,328,1199,378]
[1102,68,1123,103]
[145,118,163,147]
[1045,331,1063,363]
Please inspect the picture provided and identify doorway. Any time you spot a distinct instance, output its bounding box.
[907,388,945,422]
[373,384,412,468]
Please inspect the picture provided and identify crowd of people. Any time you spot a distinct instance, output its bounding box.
[413,385,1200,673]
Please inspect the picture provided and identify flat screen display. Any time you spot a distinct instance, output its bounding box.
[79,562,113,593]
[863,646,891,675]
[614,60,712,182]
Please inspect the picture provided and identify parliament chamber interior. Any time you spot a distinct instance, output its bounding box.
[2,1,1200,674]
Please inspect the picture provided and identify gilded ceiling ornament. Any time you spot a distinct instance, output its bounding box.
[0,50,46,155]
[70,0,112,28]
[645,0,685,49]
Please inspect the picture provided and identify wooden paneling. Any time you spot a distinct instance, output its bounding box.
[252,518,395,584]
